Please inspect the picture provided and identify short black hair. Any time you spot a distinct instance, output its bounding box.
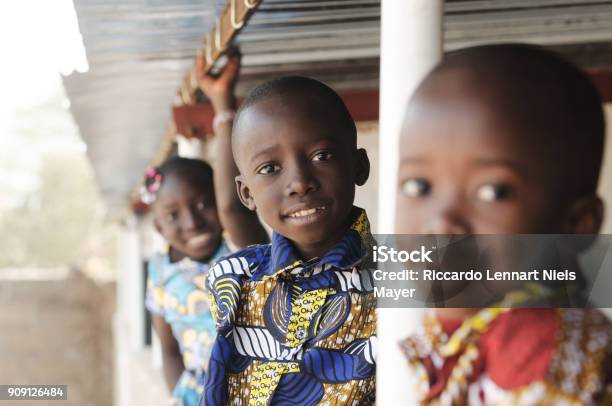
[417,43,605,198]
[144,156,214,203]
[158,156,212,181]
[233,75,357,146]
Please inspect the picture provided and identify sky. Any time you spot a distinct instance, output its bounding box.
[0,0,88,110]
[0,0,89,209]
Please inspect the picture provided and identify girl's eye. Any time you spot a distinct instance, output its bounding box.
[476,183,513,202]
[400,178,430,198]
[167,211,179,222]
[312,151,332,161]
[257,164,280,175]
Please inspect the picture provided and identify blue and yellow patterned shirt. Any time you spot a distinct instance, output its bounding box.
[146,241,231,406]
[200,208,377,405]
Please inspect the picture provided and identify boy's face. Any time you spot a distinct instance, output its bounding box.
[234,96,369,259]
[396,72,567,235]
[153,174,222,261]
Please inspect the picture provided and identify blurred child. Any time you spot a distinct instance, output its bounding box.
[200,76,376,405]
[144,157,228,406]
[396,44,611,404]
[144,54,267,406]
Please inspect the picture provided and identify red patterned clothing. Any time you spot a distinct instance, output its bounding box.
[402,308,612,405]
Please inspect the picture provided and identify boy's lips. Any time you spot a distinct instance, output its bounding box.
[283,204,329,225]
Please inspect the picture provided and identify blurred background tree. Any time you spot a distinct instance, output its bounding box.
[0,89,116,273]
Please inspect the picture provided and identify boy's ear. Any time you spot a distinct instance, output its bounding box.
[235,175,257,211]
[564,195,604,234]
[355,148,370,186]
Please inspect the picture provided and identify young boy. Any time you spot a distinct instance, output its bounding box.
[199,76,376,405]
[396,44,611,404]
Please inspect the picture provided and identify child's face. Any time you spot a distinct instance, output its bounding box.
[234,96,369,259]
[153,174,222,261]
[395,74,567,235]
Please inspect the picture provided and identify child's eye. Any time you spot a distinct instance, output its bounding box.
[400,178,430,198]
[476,183,513,202]
[312,151,332,161]
[257,163,280,175]
[167,211,179,222]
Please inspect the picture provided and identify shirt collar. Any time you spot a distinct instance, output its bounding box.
[267,207,373,277]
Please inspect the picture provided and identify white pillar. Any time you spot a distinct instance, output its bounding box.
[377,1,443,405]
[121,214,145,351]
[115,214,143,406]
[176,134,206,159]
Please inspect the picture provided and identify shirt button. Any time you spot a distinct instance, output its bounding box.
[296,328,306,340]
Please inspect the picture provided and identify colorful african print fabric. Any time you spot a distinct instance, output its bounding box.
[146,241,231,406]
[199,208,377,406]
[401,304,612,405]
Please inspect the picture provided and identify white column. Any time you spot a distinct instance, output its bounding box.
[176,134,206,159]
[115,214,143,406]
[123,214,146,351]
[377,1,443,405]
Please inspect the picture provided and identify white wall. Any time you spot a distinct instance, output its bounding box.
[354,123,379,231]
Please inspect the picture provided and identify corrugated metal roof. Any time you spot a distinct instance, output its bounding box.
[63,0,612,217]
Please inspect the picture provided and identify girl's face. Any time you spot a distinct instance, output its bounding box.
[153,174,222,262]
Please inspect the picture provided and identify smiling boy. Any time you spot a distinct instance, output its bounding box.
[199,76,377,405]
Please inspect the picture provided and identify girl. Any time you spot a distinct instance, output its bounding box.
[143,53,267,406]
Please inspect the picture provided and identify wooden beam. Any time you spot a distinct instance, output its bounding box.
[340,89,379,123]
[172,89,381,139]
[172,68,612,141]
[175,0,263,106]
[173,104,215,139]
[590,71,612,103]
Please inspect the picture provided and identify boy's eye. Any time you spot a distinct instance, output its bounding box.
[257,163,280,175]
[400,178,430,198]
[312,151,332,161]
[476,183,513,202]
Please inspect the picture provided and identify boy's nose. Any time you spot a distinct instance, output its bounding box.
[423,203,471,235]
[285,161,319,197]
